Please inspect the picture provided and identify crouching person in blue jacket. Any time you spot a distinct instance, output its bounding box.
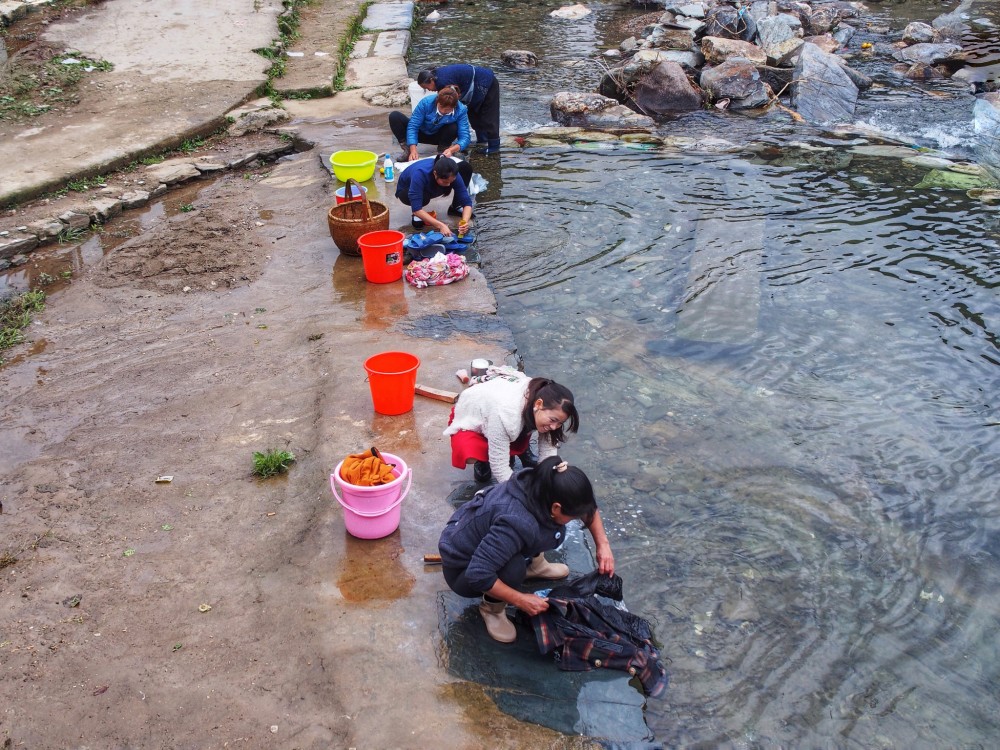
[438,456,615,643]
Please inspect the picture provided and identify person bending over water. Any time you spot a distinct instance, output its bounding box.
[438,457,615,642]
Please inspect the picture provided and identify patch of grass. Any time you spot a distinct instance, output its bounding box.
[334,4,371,92]
[58,226,87,244]
[140,154,165,166]
[0,289,46,360]
[65,174,106,192]
[178,137,205,154]
[180,203,195,212]
[252,449,295,478]
[0,53,114,122]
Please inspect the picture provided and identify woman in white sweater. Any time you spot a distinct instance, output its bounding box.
[444,372,579,484]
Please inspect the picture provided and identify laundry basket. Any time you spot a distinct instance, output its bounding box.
[327,178,390,256]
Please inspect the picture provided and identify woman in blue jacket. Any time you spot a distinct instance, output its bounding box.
[394,154,474,233]
[418,64,501,155]
[388,85,471,163]
[438,456,615,643]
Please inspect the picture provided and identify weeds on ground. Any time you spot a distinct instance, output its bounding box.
[252,449,296,478]
[0,289,46,361]
[0,53,113,121]
[334,4,371,92]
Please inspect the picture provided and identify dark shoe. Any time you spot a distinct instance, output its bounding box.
[476,138,501,155]
[518,447,539,469]
[448,205,475,218]
[403,249,413,265]
[411,214,424,229]
[473,461,492,484]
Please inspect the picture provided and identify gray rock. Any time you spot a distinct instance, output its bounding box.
[647,26,696,51]
[227,106,291,137]
[120,190,151,210]
[550,92,655,129]
[501,49,538,69]
[633,61,703,114]
[192,160,226,174]
[25,218,64,240]
[701,36,766,66]
[362,79,410,107]
[668,2,706,18]
[791,42,858,124]
[832,24,855,47]
[0,233,39,260]
[86,197,123,224]
[756,15,798,53]
[700,57,773,109]
[58,210,91,230]
[902,21,936,45]
[807,7,837,35]
[894,42,963,66]
[620,36,639,54]
[145,162,201,185]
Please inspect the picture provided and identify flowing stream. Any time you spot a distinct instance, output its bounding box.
[412,1,1000,746]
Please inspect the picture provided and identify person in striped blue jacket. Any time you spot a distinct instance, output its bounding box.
[389,85,471,163]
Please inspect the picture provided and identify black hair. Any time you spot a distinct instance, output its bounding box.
[417,69,436,87]
[519,378,579,447]
[524,456,597,522]
[431,154,459,179]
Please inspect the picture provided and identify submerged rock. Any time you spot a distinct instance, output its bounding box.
[501,49,538,69]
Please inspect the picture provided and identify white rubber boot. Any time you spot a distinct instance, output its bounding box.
[479,597,516,643]
[526,554,569,580]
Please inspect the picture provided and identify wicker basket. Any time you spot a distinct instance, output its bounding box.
[327,178,390,256]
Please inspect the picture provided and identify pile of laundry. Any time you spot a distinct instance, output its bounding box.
[404,250,470,288]
[527,571,669,698]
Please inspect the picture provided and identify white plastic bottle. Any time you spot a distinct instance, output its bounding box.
[383,154,395,183]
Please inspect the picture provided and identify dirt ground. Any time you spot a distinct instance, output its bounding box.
[0,6,593,749]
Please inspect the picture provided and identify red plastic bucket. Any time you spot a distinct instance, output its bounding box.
[358,230,405,284]
[364,351,420,415]
[335,184,369,204]
[330,452,411,539]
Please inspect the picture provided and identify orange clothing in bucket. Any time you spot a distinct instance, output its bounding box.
[339,449,397,486]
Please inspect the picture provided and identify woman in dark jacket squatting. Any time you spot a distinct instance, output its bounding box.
[438,456,615,643]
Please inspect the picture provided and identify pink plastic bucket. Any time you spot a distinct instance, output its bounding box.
[330,452,411,539]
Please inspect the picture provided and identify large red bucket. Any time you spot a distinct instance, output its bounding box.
[358,230,404,283]
[363,351,420,415]
[330,452,411,539]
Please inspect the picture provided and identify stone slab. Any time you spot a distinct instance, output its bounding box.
[344,55,409,89]
[362,2,413,31]
[372,29,411,58]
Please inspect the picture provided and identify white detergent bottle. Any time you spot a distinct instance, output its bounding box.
[383,154,395,183]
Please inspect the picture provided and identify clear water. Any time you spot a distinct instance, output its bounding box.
[411,2,1000,746]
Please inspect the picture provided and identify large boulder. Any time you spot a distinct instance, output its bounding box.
[790,42,858,124]
[550,92,655,129]
[633,60,704,114]
[645,26,697,51]
[701,36,766,65]
[902,21,936,45]
[700,57,773,110]
[598,48,703,100]
[894,42,963,66]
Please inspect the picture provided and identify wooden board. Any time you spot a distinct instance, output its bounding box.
[415,383,458,404]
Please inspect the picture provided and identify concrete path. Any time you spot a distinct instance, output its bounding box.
[0,0,413,206]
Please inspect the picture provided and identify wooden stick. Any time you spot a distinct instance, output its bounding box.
[414,384,458,404]
[423,553,442,564]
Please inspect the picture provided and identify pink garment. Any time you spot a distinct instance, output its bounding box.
[404,252,470,288]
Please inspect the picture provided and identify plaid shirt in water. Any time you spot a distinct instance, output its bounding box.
[530,597,669,698]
